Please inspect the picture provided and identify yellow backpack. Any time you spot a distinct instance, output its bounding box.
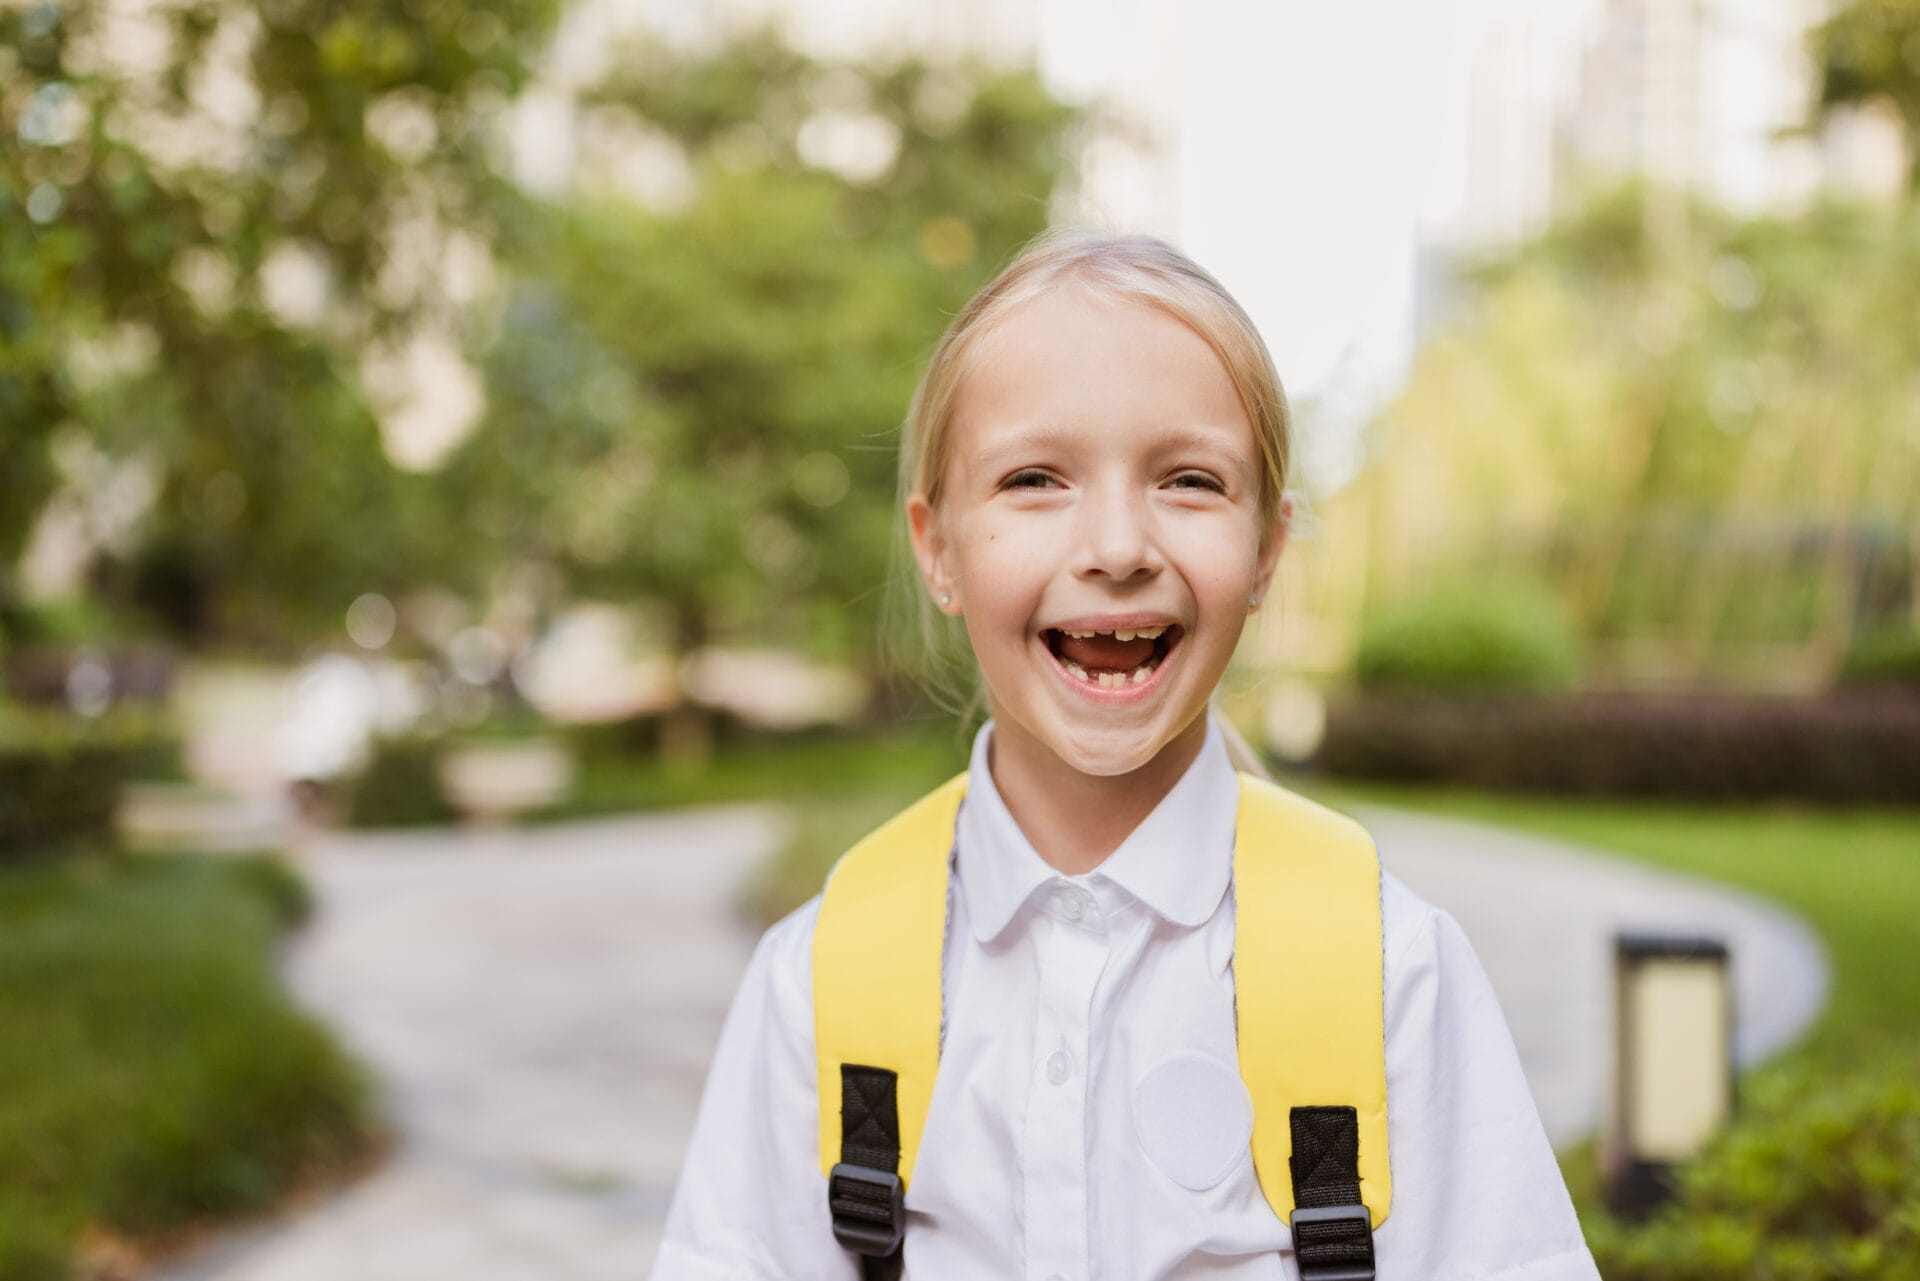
[812,769,1391,1281]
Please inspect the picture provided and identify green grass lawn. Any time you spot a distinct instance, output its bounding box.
[0,851,381,1281]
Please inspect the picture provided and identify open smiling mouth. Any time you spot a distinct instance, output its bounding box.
[1040,624,1185,692]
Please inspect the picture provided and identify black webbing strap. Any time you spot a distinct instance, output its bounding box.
[1287,1105,1377,1281]
[841,1064,902,1170]
[830,1064,906,1281]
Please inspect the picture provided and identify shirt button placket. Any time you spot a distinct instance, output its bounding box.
[1022,888,1106,1281]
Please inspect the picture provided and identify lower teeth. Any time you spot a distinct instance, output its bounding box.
[1062,657,1158,688]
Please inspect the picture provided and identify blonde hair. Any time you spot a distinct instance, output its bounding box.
[880,227,1293,779]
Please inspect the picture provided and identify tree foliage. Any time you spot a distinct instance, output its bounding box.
[1,0,562,647]
[1363,181,1920,677]
[1811,0,1920,189]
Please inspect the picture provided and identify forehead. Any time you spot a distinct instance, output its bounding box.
[949,283,1254,469]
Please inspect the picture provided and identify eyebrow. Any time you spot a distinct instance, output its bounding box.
[972,423,1083,467]
[974,423,1253,471]
[1156,426,1254,470]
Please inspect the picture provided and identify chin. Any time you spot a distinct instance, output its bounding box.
[1044,721,1168,778]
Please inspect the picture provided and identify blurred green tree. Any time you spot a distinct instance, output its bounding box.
[1,0,561,648]
[1363,181,1920,685]
[441,25,1084,708]
[1811,0,1920,188]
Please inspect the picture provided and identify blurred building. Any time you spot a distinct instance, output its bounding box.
[1417,0,1908,337]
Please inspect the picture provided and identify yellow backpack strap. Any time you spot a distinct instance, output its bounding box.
[1233,771,1390,1279]
[812,769,968,1273]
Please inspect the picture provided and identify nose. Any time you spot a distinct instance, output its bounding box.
[1072,480,1162,584]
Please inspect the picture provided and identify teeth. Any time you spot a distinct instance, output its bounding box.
[1057,654,1162,689]
[1056,625,1169,640]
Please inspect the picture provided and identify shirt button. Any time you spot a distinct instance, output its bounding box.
[1046,1050,1072,1084]
[1061,891,1085,921]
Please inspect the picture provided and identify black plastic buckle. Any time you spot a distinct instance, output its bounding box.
[828,1162,905,1257]
[1288,1203,1376,1281]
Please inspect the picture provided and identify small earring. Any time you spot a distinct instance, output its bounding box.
[940,592,951,606]
[1249,593,1258,606]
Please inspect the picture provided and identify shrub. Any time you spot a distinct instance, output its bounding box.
[221,853,315,928]
[1354,581,1580,695]
[1589,1057,1920,1280]
[340,734,458,829]
[0,853,378,1278]
[0,708,183,861]
[1837,626,1920,692]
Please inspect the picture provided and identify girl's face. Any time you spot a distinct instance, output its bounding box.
[908,281,1288,779]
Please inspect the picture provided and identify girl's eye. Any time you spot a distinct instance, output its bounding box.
[1171,473,1226,493]
[1002,470,1224,492]
[1005,469,1058,489]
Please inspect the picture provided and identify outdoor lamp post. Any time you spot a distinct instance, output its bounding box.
[1602,932,1735,1221]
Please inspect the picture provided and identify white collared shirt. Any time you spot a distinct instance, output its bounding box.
[653,713,1602,1280]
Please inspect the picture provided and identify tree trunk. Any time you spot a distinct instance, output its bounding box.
[661,601,714,767]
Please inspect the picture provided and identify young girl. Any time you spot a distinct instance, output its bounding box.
[652,231,1600,1280]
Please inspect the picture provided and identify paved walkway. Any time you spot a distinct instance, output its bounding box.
[1354,802,1828,1148]
[150,799,1827,1281]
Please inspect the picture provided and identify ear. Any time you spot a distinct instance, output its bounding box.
[1250,494,1293,612]
[907,491,962,615]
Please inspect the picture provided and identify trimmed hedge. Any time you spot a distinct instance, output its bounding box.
[1316,691,1920,804]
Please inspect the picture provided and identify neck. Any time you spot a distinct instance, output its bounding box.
[986,710,1211,876]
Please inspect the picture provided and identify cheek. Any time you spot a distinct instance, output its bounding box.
[950,516,1038,623]
[960,511,1060,577]
[1175,518,1262,591]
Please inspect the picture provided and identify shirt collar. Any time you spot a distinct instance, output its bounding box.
[955,711,1241,942]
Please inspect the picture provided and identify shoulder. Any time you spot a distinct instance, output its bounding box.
[1377,864,1521,1063]
[752,892,822,1011]
[1381,866,1444,976]
[704,893,823,1063]
[1380,864,1502,1012]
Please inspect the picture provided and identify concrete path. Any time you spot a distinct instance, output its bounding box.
[1356,802,1829,1149]
[152,805,783,1281]
[149,799,1827,1281]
